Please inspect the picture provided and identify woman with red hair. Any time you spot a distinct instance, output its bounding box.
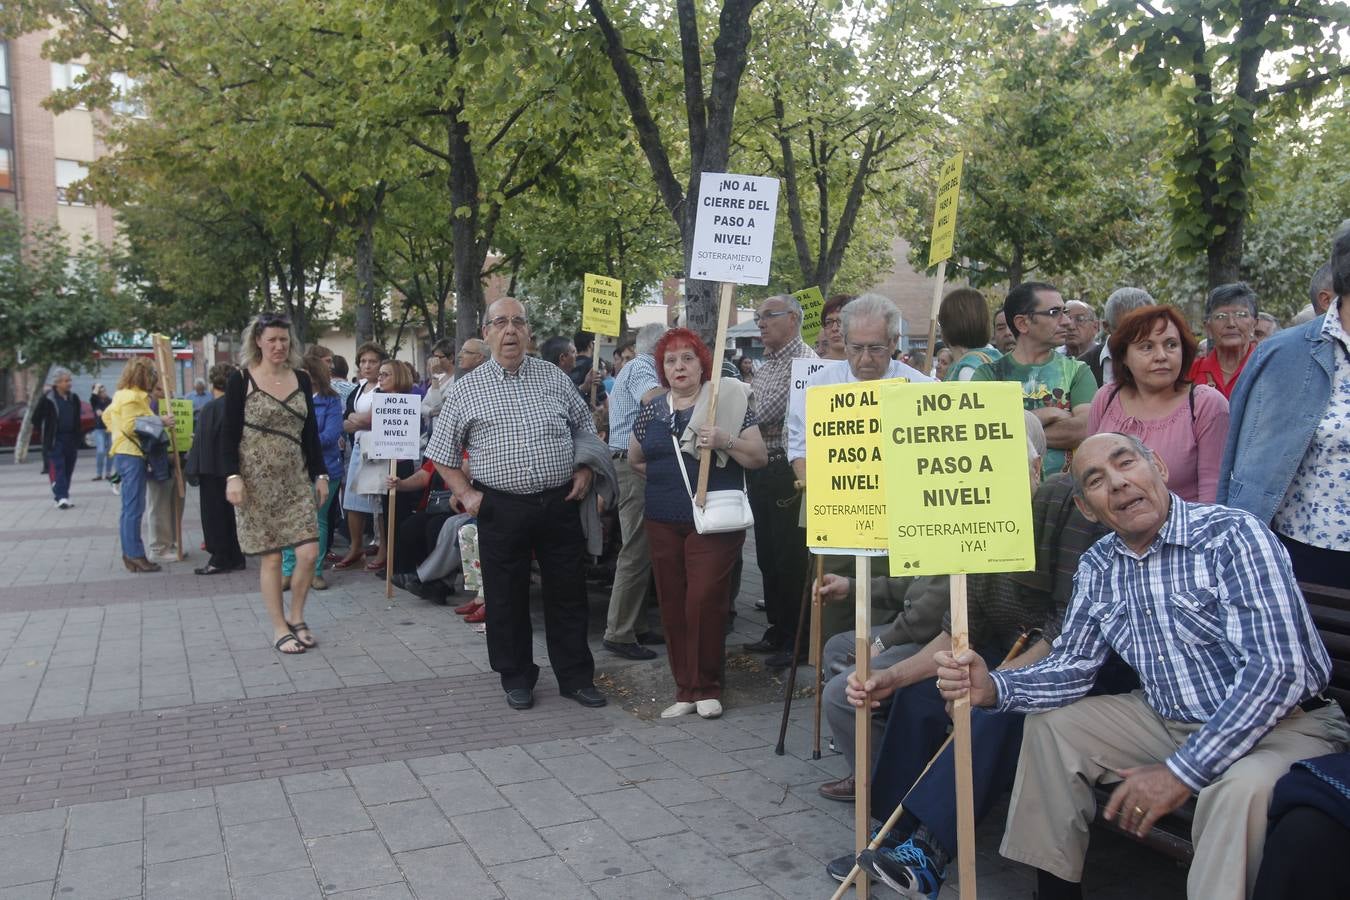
[629,328,768,719]
[1087,305,1230,502]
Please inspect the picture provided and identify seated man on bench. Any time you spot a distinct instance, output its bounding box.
[937,432,1349,900]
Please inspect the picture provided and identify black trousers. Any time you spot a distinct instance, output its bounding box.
[475,482,595,693]
[746,454,808,645]
[1252,805,1349,900]
[393,510,452,576]
[1278,533,1348,587]
[199,474,244,568]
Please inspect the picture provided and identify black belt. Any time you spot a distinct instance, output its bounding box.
[766,449,788,463]
[1300,694,1330,713]
[472,480,570,504]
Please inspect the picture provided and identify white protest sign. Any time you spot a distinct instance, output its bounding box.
[787,358,842,458]
[368,392,421,460]
[690,173,780,285]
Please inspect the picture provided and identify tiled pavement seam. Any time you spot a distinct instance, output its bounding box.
[0,703,862,900]
[0,670,612,814]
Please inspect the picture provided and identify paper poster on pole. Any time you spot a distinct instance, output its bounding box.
[689,173,779,285]
[168,399,194,452]
[879,381,1034,574]
[368,392,421,460]
[927,150,964,268]
[582,273,622,337]
[804,378,909,554]
[795,286,825,346]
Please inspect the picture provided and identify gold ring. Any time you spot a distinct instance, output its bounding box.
[1134,806,1145,816]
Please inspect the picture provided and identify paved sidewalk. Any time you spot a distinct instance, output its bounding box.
[0,452,1185,899]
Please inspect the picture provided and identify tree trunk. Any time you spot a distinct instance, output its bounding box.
[13,364,52,465]
[289,224,307,342]
[448,102,487,350]
[1009,242,1024,288]
[354,217,376,347]
[1206,218,1245,287]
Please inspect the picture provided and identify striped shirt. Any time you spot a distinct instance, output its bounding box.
[752,336,816,452]
[990,496,1330,791]
[426,355,594,494]
[607,354,660,451]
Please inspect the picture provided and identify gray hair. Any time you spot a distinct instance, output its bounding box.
[1309,262,1333,308]
[1334,218,1350,298]
[49,366,73,383]
[1069,433,1157,498]
[760,293,802,319]
[1103,288,1153,329]
[1024,411,1046,462]
[239,315,305,369]
[841,293,902,342]
[634,323,667,356]
[1204,282,1257,318]
[1256,312,1279,325]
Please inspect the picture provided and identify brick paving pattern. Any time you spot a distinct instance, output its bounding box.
[0,454,1185,898]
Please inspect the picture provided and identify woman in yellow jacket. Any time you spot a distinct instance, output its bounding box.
[103,358,174,572]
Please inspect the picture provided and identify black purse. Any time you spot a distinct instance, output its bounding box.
[425,490,455,516]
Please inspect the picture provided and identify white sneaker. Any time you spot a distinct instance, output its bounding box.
[695,699,723,719]
[661,701,697,719]
[60,499,73,508]
[53,499,63,509]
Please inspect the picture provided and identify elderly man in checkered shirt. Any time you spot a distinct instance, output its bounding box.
[427,297,606,713]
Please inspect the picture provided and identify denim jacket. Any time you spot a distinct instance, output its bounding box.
[1218,314,1334,524]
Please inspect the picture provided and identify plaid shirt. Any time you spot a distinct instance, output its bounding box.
[990,496,1331,791]
[752,335,816,452]
[607,354,660,451]
[426,355,595,494]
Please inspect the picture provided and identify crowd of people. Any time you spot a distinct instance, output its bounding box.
[25,218,1348,900]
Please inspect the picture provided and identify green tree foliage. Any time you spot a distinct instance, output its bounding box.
[1085,0,1350,287]
[0,209,121,459]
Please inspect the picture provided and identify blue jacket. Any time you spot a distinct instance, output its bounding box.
[314,393,346,480]
[1218,314,1334,524]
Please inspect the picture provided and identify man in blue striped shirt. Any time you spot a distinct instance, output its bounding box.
[936,432,1348,900]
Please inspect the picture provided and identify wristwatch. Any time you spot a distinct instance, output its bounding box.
[872,636,885,654]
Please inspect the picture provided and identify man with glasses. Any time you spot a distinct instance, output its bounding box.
[746,294,818,665]
[426,297,607,712]
[1062,300,1099,358]
[973,281,1097,475]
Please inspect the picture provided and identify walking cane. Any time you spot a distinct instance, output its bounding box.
[810,555,825,760]
[775,549,816,756]
[827,630,1035,899]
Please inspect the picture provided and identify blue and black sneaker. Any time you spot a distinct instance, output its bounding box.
[825,827,905,883]
[857,837,945,899]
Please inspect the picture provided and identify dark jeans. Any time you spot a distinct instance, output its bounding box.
[199,474,245,569]
[1278,533,1349,587]
[746,454,808,645]
[475,483,595,693]
[46,433,79,501]
[393,510,453,576]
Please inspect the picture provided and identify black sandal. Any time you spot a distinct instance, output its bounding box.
[288,621,318,649]
[274,633,306,654]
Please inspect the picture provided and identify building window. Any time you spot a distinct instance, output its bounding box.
[55,158,89,205]
[110,72,146,118]
[1,42,10,116]
[0,148,12,193]
[50,61,88,93]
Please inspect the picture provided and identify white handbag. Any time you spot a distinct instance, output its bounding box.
[669,399,753,535]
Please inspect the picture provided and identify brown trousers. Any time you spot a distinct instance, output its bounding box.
[647,519,745,702]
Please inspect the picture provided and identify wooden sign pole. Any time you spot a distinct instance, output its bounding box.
[589,332,599,409]
[924,260,948,375]
[694,282,736,508]
[809,555,825,760]
[950,572,977,897]
[151,335,185,561]
[853,554,872,898]
[385,460,398,598]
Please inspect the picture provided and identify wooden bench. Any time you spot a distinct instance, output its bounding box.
[1091,581,1350,862]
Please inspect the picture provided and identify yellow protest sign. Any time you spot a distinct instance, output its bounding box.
[168,398,194,452]
[582,273,622,337]
[795,286,825,346]
[805,378,908,553]
[927,150,964,268]
[880,381,1033,574]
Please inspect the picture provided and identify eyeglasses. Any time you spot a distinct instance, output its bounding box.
[1068,314,1096,325]
[257,313,291,328]
[1208,311,1252,323]
[486,315,528,329]
[846,343,892,358]
[823,316,842,329]
[753,309,792,325]
[1025,306,1066,320]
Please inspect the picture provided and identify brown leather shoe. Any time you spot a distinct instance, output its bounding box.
[817,776,855,802]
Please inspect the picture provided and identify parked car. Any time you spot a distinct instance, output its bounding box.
[0,402,97,450]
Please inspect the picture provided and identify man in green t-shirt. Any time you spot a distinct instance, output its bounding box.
[972,282,1098,474]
